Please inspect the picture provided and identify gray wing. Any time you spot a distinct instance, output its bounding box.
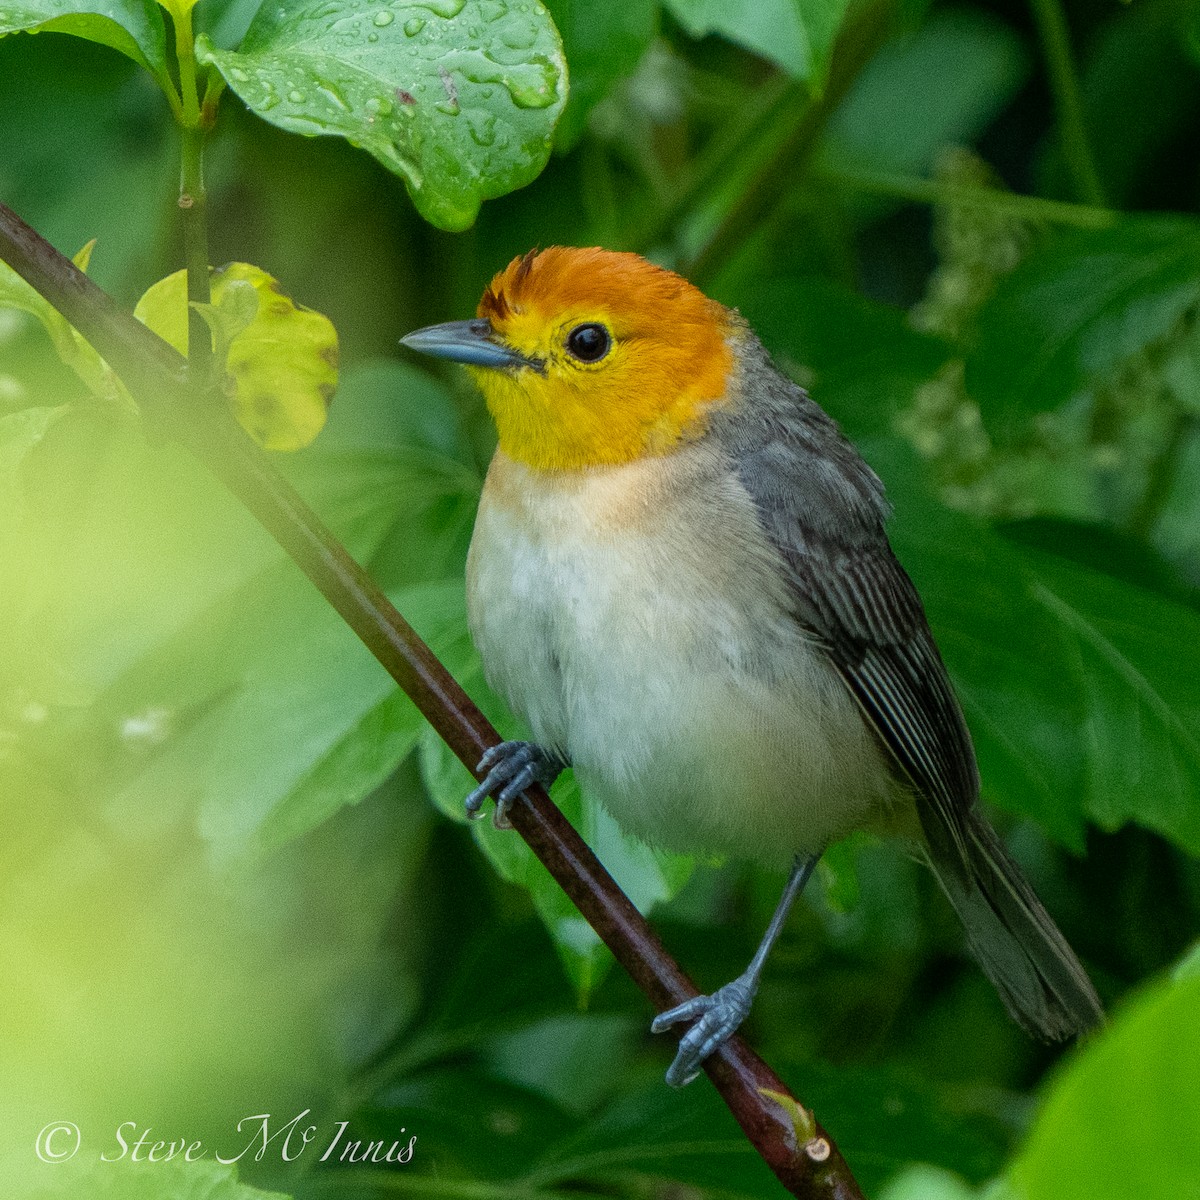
[712,341,979,880]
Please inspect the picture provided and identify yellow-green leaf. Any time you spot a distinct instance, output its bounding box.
[134,263,338,451]
[0,242,130,407]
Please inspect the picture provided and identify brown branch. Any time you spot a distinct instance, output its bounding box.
[0,200,866,1200]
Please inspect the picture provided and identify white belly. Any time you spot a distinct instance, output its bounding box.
[466,447,897,865]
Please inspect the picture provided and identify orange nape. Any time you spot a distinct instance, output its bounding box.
[470,247,736,471]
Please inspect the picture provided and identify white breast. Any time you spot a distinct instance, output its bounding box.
[466,446,897,865]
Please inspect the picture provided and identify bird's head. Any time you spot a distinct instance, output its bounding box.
[401,247,736,471]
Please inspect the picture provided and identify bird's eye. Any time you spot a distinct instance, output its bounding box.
[565,323,611,363]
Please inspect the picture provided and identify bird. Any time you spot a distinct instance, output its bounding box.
[400,246,1103,1087]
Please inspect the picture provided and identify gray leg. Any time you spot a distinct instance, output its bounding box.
[466,741,566,828]
[652,853,820,1087]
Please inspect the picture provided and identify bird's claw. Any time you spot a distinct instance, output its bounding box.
[465,740,563,829]
[652,975,758,1087]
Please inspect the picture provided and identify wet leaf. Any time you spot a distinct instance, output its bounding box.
[198,0,567,231]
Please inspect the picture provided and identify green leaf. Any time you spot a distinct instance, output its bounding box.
[878,1165,982,1200]
[97,418,480,855]
[254,683,425,848]
[523,1053,1008,1197]
[966,217,1200,440]
[198,0,567,232]
[0,406,65,528]
[105,558,415,854]
[522,1078,771,1194]
[1013,541,1200,856]
[373,1067,580,1181]
[664,0,851,83]
[1009,971,1200,1200]
[0,246,133,406]
[0,259,70,351]
[1173,940,1200,982]
[99,458,472,854]
[0,0,171,91]
[21,1158,292,1200]
[287,359,483,588]
[543,0,656,149]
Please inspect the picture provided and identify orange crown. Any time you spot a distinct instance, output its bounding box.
[479,246,719,332]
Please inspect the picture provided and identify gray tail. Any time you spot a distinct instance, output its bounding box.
[927,811,1104,1040]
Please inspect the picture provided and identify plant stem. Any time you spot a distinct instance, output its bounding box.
[0,199,867,1200]
[817,163,1118,229]
[1028,0,1106,207]
[634,71,799,254]
[174,4,213,380]
[1128,410,1195,541]
[685,0,895,288]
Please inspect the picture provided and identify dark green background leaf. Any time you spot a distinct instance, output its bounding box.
[544,0,656,148]
[966,217,1200,439]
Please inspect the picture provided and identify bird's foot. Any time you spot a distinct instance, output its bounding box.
[465,740,564,829]
[651,973,758,1087]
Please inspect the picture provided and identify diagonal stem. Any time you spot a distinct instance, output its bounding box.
[684,0,895,288]
[1028,0,1105,207]
[0,200,865,1200]
[174,3,213,379]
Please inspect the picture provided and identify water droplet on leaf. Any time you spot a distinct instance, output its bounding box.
[503,60,558,109]
[500,25,536,50]
[317,83,350,110]
[404,15,425,34]
[414,0,464,15]
[373,9,394,25]
[467,111,497,146]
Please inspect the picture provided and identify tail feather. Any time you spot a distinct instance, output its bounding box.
[926,811,1104,1040]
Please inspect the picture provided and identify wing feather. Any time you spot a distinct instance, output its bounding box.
[712,342,979,878]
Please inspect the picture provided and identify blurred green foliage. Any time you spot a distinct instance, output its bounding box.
[2,0,1200,1196]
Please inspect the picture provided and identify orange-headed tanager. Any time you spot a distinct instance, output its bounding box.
[401,247,1103,1086]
